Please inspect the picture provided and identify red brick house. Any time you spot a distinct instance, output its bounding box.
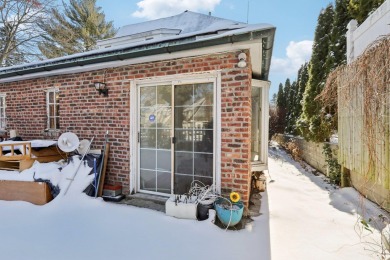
[0,11,275,206]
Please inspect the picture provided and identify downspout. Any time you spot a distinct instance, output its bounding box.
[261,28,275,81]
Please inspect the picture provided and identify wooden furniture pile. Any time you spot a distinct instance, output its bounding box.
[0,141,66,171]
[0,141,66,205]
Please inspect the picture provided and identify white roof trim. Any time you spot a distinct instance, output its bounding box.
[0,41,262,83]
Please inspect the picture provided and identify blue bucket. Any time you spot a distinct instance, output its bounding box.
[214,198,244,227]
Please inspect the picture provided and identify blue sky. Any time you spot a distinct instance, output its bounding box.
[96,0,334,96]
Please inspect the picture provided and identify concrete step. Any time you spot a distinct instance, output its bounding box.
[118,193,168,212]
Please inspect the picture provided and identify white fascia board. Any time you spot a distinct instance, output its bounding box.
[0,40,262,84]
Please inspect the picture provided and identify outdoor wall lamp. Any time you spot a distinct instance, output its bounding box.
[237,52,247,68]
[94,82,108,96]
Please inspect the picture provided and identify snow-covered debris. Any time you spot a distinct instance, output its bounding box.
[0,155,94,199]
[0,146,389,259]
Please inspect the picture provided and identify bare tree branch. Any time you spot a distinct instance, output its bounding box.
[0,0,58,66]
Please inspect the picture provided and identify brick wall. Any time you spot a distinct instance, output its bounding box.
[0,50,253,205]
[220,55,252,204]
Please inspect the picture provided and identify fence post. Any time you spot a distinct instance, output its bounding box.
[346,19,358,64]
[340,166,351,188]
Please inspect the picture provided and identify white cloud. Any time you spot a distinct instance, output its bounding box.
[271,40,313,77]
[132,0,222,20]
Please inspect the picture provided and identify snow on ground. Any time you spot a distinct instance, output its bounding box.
[0,156,269,260]
[0,149,389,260]
[268,142,389,259]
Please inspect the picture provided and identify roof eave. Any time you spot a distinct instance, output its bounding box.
[0,27,276,81]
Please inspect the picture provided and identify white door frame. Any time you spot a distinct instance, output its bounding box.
[129,71,222,195]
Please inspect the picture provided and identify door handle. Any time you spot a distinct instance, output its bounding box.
[172,137,176,144]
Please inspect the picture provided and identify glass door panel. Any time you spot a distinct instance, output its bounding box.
[139,85,172,194]
[174,83,214,194]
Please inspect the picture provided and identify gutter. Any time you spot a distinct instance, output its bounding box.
[260,29,275,80]
[0,28,275,81]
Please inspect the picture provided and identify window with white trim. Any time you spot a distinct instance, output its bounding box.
[0,94,6,129]
[46,88,60,130]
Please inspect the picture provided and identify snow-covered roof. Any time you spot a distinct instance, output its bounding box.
[117,11,245,37]
[0,11,276,82]
[97,11,247,49]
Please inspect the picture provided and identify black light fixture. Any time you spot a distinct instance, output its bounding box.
[94,70,108,96]
[94,82,108,96]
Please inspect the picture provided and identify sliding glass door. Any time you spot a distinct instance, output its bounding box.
[138,82,214,195]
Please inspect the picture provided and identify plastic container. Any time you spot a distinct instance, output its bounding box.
[165,196,197,220]
[197,198,214,221]
[214,198,244,227]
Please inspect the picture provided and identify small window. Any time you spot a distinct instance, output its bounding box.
[46,88,60,130]
[0,94,6,129]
